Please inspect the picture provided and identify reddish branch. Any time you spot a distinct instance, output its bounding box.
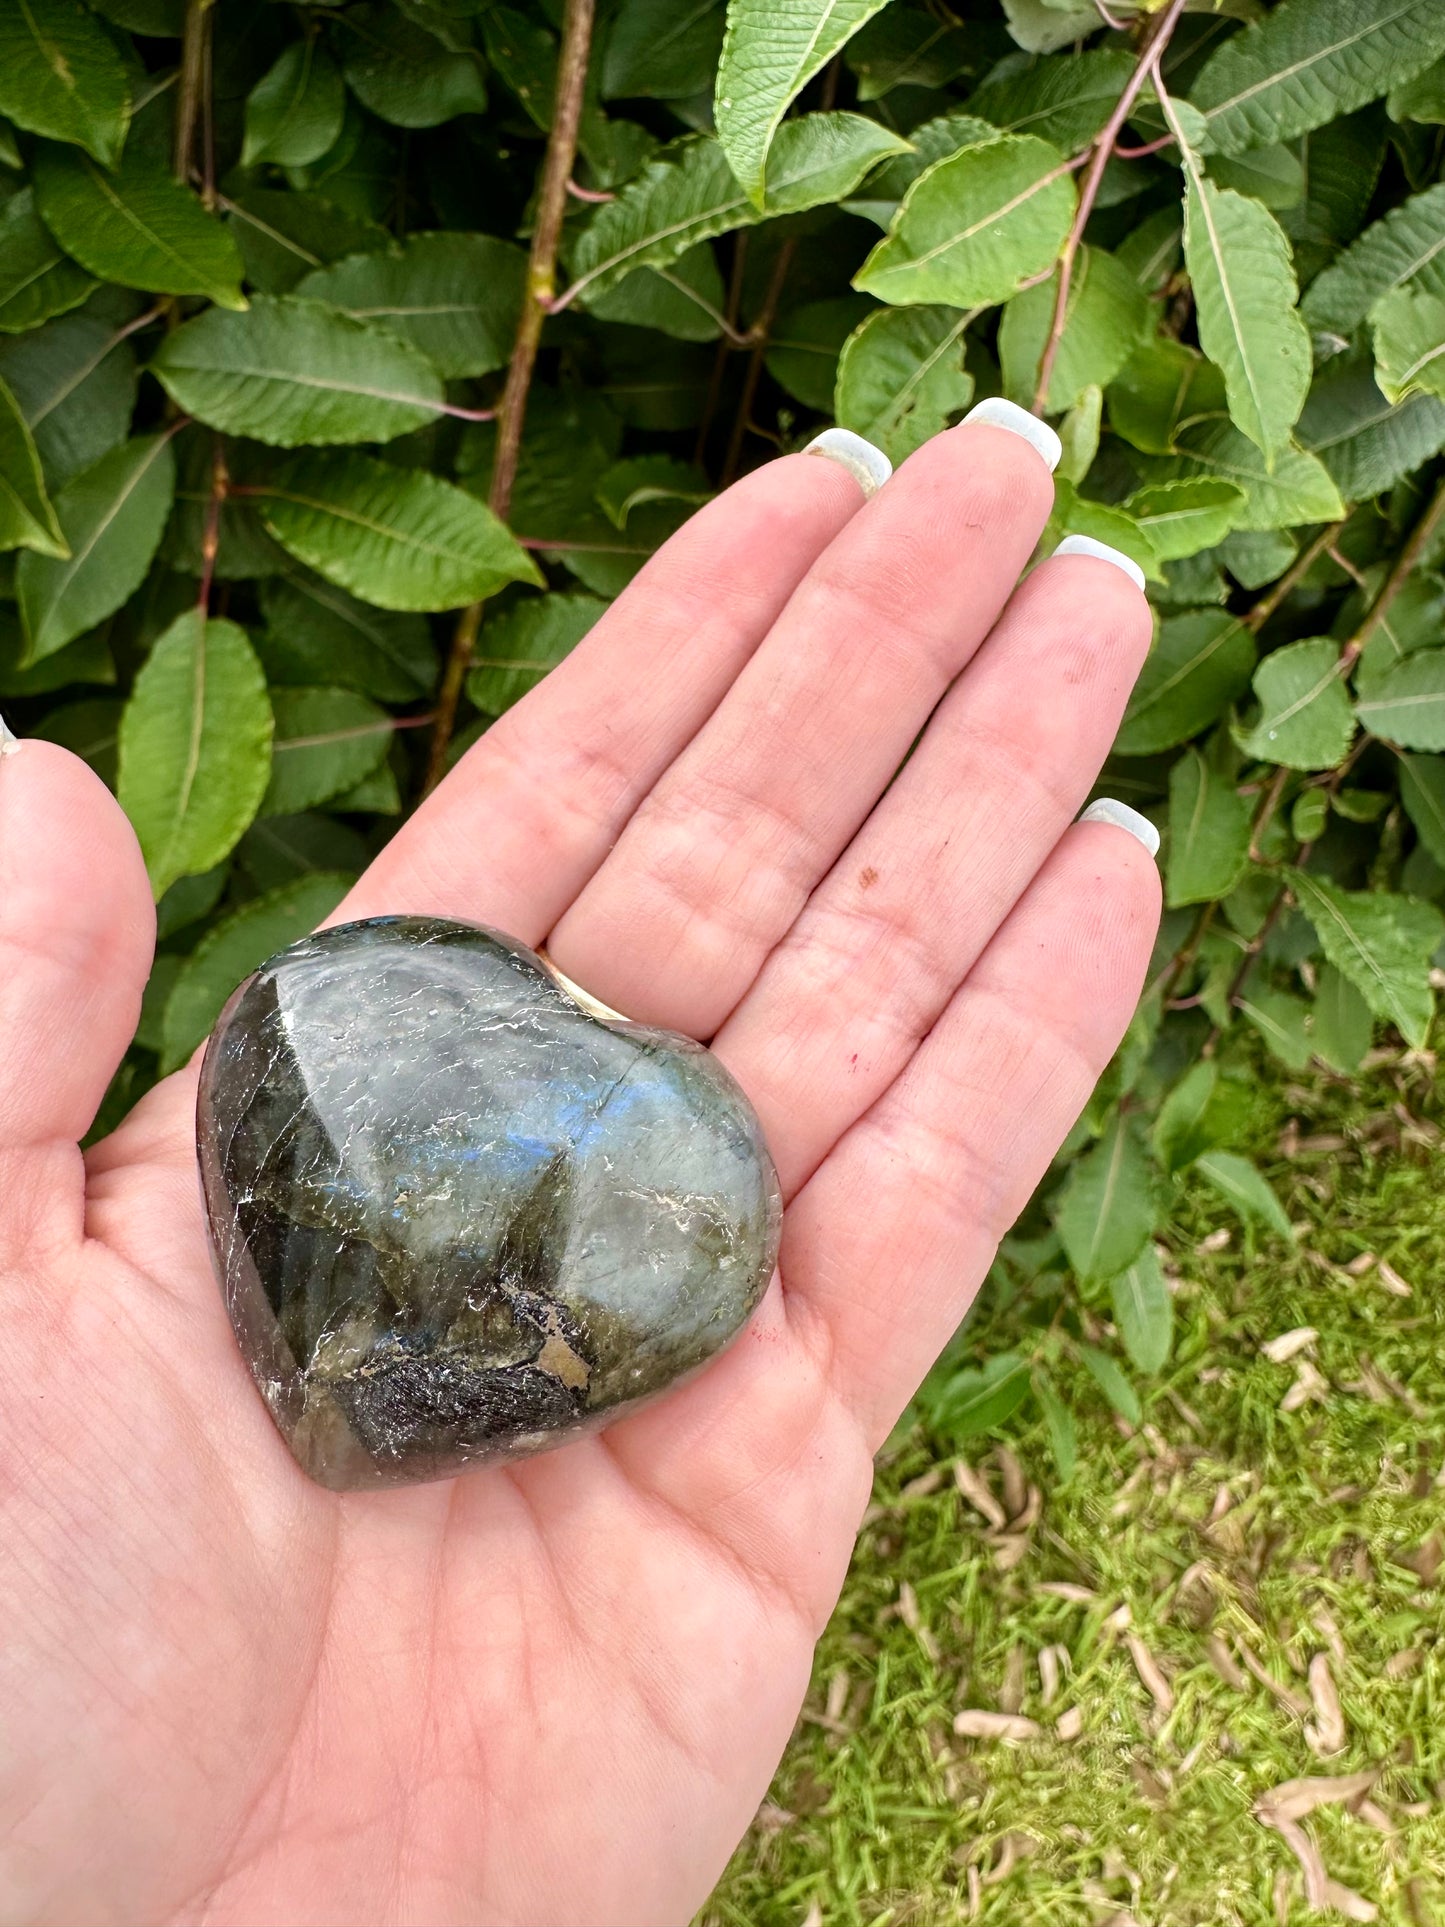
[1031,0,1189,416]
[174,0,215,190]
[196,437,228,613]
[423,0,596,797]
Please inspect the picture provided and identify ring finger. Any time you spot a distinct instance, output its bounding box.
[714,541,1154,1196]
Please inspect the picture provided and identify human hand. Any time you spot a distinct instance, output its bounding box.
[0,405,1159,1925]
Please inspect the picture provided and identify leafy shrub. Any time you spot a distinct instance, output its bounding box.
[1,0,1442,1456]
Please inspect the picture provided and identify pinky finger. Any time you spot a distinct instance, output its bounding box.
[0,729,155,1169]
[781,807,1161,1447]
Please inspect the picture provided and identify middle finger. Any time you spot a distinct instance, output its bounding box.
[543,409,1061,1037]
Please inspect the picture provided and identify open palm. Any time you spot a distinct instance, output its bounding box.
[0,417,1158,1926]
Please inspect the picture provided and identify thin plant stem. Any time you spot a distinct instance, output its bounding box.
[174,0,214,187]
[721,237,796,485]
[196,437,228,613]
[1244,523,1343,633]
[422,0,596,799]
[1351,472,1445,660]
[1031,0,1188,417]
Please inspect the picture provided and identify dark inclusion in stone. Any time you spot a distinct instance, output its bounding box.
[197,916,782,1490]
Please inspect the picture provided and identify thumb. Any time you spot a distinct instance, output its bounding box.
[0,720,155,1161]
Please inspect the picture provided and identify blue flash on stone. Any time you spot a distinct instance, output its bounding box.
[197,916,782,1491]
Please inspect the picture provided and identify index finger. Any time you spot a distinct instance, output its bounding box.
[337,443,881,940]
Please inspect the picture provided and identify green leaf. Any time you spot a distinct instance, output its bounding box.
[967,48,1134,152]
[262,685,393,815]
[1056,1112,1161,1287]
[0,308,139,486]
[1108,338,1225,457]
[1138,418,1346,530]
[1371,285,1445,404]
[1389,51,1445,122]
[297,232,526,378]
[479,7,557,129]
[854,134,1076,309]
[224,187,390,296]
[1312,961,1373,1072]
[1400,752,1445,864]
[338,4,487,129]
[30,693,120,784]
[0,608,112,696]
[1354,572,1445,698]
[1057,383,1102,485]
[715,0,891,205]
[928,1351,1031,1441]
[1289,867,1444,1046]
[1182,173,1311,464]
[1153,1061,1219,1173]
[237,811,369,893]
[1049,484,1162,584]
[0,0,129,166]
[589,244,729,344]
[845,8,972,101]
[1355,648,1445,749]
[242,39,346,170]
[834,305,975,464]
[1032,1370,1077,1483]
[1298,353,1445,501]
[151,294,448,448]
[1115,610,1255,757]
[117,611,274,899]
[17,432,175,663]
[998,244,1149,413]
[1116,204,1183,295]
[1121,480,1247,561]
[259,570,436,703]
[257,451,543,612]
[160,873,352,1074]
[1194,1150,1294,1238]
[1292,787,1329,841]
[764,294,871,409]
[1302,181,1445,337]
[1001,0,1102,58]
[1075,1341,1141,1426]
[467,592,605,715]
[32,144,247,310]
[1190,0,1445,157]
[1209,143,1306,211]
[594,454,708,527]
[1222,527,1300,591]
[1109,1245,1173,1375]
[567,116,907,306]
[1166,747,1251,908]
[1238,982,1314,1070]
[1238,635,1355,769]
[603,0,725,101]
[0,186,95,334]
[0,372,65,558]
[844,108,995,228]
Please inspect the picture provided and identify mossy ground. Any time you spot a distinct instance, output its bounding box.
[708,1055,1444,1927]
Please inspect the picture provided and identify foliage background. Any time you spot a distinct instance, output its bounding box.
[0,0,1443,1450]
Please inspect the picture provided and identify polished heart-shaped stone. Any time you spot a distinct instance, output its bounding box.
[197,916,781,1490]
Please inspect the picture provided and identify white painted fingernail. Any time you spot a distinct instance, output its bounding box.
[0,713,19,757]
[1053,534,1147,593]
[804,427,893,498]
[1079,798,1160,857]
[962,398,1062,473]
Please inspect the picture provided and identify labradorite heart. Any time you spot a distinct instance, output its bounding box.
[197,916,781,1490]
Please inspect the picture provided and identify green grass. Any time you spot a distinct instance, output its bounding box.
[708,1056,1445,1927]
